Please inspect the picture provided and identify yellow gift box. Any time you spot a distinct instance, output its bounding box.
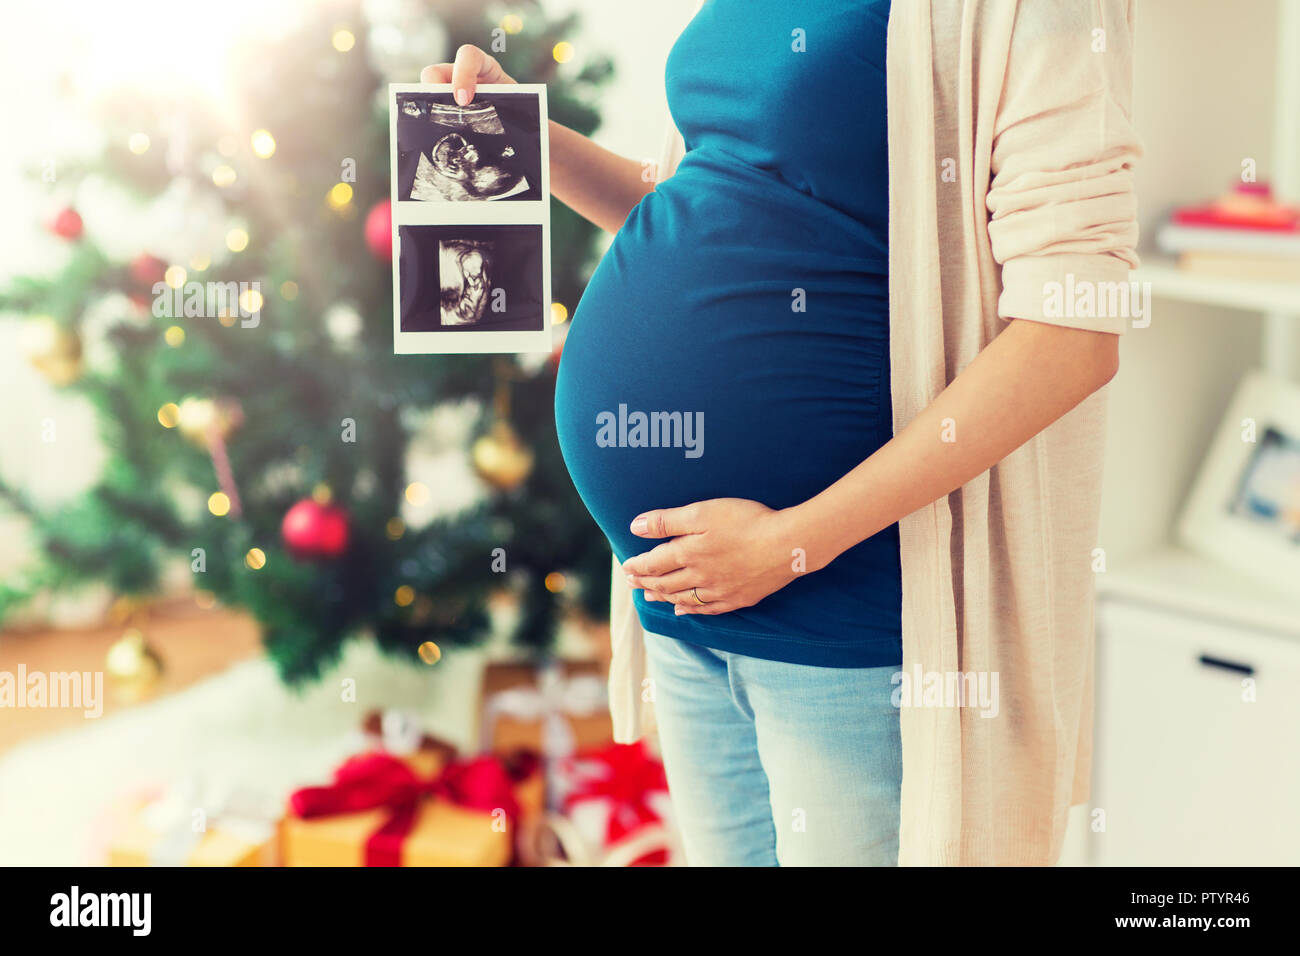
[109,818,274,867]
[107,781,278,867]
[281,799,510,867]
[281,747,542,867]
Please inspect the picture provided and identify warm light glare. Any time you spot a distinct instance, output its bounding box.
[385,517,405,540]
[212,165,237,188]
[394,585,415,607]
[551,302,569,324]
[78,0,302,99]
[332,28,356,53]
[164,326,185,347]
[418,641,442,665]
[544,571,567,593]
[128,133,150,155]
[501,14,524,34]
[245,548,267,570]
[164,266,187,289]
[327,182,354,209]
[208,492,231,517]
[239,288,264,314]
[157,403,180,428]
[226,228,249,252]
[404,482,429,505]
[251,129,276,158]
[553,41,575,63]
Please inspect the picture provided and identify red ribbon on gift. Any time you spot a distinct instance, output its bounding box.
[560,740,670,865]
[289,751,530,866]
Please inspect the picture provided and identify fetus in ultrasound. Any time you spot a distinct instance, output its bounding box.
[412,132,524,202]
[439,239,494,326]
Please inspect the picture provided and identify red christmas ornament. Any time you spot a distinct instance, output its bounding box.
[129,253,168,286]
[50,207,83,240]
[128,253,169,308]
[364,199,391,261]
[281,499,351,560]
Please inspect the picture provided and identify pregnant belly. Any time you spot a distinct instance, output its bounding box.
[555,161,892,573]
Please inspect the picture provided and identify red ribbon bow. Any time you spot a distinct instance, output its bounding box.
[561,740,669,864]
[290,750,531,866]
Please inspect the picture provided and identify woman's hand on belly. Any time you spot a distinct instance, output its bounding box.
[620,498,801,615]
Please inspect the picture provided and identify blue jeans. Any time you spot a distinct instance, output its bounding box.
[644,630,902,866]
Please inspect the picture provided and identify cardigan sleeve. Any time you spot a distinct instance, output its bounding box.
[985,0,1143,335]
[604,95,689,745]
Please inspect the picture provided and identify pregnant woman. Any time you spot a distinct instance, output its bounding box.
[424,0,1140,866]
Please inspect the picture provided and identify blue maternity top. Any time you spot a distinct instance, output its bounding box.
[555,0,900,668]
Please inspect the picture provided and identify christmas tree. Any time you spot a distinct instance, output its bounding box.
[0,0,616,683]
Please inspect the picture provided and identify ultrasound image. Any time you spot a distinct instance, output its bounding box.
[396,93,542,202]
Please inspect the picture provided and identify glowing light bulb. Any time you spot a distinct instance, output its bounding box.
[250,129,276,158]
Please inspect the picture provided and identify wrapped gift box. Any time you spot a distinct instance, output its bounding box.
[558,740,675,866]
[479,659,612,757]
[282,798,509,867]
[517,741,682,867]
[282,737,543,867]
[359,709,546,827]
[107,779,279,867]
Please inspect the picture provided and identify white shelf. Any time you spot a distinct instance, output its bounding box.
[1133,255,1300,314]
[1099,544,1300,639]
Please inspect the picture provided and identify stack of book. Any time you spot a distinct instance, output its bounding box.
[1157,182,1300,282]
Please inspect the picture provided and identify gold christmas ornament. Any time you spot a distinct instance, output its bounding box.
[105,628,163,702]
[471,420,535,490]
[21,316,83,386]
[472,371,534,491]
[176,396,244,446]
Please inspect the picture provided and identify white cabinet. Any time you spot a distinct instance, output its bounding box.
[1092,596,1300,865]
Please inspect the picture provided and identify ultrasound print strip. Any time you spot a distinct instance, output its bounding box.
[398,224,544,334]
[389,83,551,354]
[396,91,542,204]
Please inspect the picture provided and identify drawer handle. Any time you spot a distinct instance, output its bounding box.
[1198,654,1254,676]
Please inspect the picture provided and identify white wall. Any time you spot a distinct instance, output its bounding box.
[1099,0,1286,559]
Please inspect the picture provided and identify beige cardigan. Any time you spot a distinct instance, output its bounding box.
[606,0,1141,866]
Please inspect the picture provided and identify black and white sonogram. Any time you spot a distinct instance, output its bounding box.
[396,91,542,202]
[398,224,544,334]
[439,239,494,326]
[390,83,550,354]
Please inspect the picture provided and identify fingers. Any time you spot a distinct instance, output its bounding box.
[417,45,515,104]
[628,568,695,595]
[629,502,702,539]
[638,582,736,614]
[634,578,730,612]
[621,541,686,577]
[450,44,489,103]
[672,589,733,615]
